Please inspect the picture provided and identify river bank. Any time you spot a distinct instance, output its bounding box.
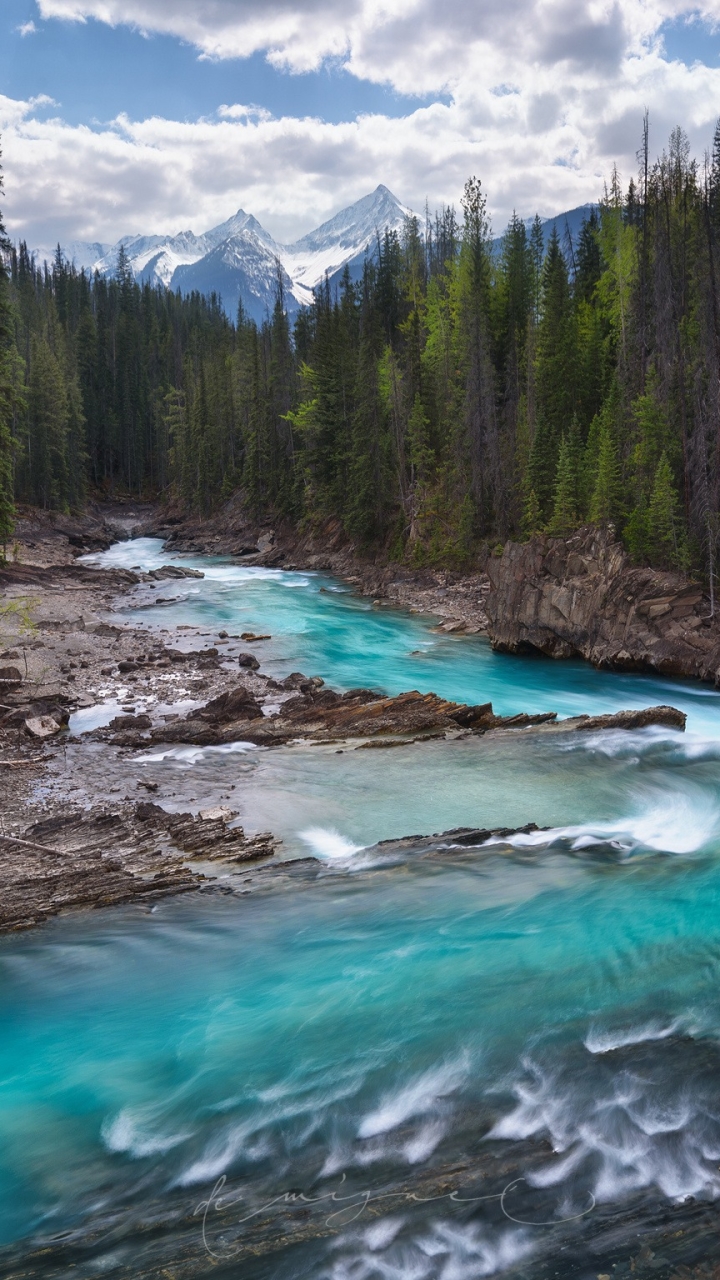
[4,518,720,1279]
[147,497,720,685]
[0,533,684,932]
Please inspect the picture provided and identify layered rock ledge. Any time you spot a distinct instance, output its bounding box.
[487,525,720,682]
[0,805,278,934]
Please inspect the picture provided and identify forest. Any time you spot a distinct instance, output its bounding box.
[1,119,720,578]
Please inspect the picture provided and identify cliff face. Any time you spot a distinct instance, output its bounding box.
[486,526,720,684]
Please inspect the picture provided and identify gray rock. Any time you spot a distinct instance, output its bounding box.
[25,715,62,739]
[486,526,720,683]
[148,565,204,580]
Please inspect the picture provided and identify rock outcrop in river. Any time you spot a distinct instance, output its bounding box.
[0,805,278,933]
[486,525,720,682]
[105,676,685,748]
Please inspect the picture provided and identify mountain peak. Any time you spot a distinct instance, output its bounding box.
[38,185,417,319]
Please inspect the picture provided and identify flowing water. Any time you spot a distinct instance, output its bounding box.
[3,540,720,1277]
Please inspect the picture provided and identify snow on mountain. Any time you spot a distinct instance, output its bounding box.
[35,240,112,272]
[35,190,598,322]
[282,184,414,294]
[173,228,295,326]
[34,185,417,320]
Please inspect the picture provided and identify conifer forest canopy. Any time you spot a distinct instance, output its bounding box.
[1,119,719,577]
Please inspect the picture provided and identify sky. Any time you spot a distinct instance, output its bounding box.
[1,0,720,249]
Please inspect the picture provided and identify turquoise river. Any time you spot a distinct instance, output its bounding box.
[3,538,720,1278]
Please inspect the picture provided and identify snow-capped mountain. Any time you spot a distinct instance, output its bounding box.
[37,190,598,323]
[282,184,414,297]
[38,185,415,323]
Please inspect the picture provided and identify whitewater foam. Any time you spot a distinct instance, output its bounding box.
[102,1108,191,1158]
[300,828,364,860]
[358,1057,470,1139]
[483,784,720,856]
[134,741,258,766]
[585,1019,684,1054]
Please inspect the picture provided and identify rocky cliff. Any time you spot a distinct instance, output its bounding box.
[486,526,720,684]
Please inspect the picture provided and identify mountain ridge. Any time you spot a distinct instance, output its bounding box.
[35,190,596,323]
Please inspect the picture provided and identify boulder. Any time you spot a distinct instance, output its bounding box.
[187,685,264,723]
[0,665,22,684]
[238,652,260,670]
[108,714,152,731]
[148,565,204,580]
[25,715,62,739]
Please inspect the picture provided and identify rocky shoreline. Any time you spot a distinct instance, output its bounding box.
[0,502,697,934]
[148,499,720,684]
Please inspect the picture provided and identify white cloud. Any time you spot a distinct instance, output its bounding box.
[2,0,719,248]
[34,0,720,82]
[17,20,38,35]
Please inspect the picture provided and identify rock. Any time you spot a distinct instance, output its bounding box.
[25,715,62,739]
[187,684,264,723]
[148,565,204,580]
[486,526,720,683]
[149,684,558,748]
[133,801,277,861]
[0,666,22,684]
[240,631,271,641]
[108,714,152,731]
[0,649,20,660]
[117,660,138,673]
[238,652,260,669]
[561,705,686,732]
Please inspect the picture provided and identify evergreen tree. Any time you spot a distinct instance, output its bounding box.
[547,433,581,535]
[589,424,622,524]
[26,338,70,510]
[647,451,682,568]
[529,229,577,514]
[0,145,16,550]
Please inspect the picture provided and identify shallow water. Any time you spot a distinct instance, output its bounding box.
[4,540,720,1277]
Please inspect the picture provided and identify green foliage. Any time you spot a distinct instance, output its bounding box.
[547,433,581,535]
[647,452,684,568]
[589,424,622,524]
[4,120,720,579]
[522,487,542,538]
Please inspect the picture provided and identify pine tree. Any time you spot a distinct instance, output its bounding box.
[647,451,683,568]
[0,144,16,551]
[522,487,542,538]
[589,424,621,524]
[547,434,580,535]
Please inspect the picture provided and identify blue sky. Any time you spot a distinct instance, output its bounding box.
[1,0,445,127]
[2,0,720,248]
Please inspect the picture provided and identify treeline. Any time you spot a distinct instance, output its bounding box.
[1,120,720,577]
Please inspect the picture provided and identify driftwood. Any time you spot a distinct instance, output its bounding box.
[0,832,64,854]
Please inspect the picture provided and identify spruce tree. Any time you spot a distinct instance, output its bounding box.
[648,452,682,568]
[529,229,577,515]
[589,424,621,524]
[0,144,16,551]
[547,434,580,535]
[522,488,542,538]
